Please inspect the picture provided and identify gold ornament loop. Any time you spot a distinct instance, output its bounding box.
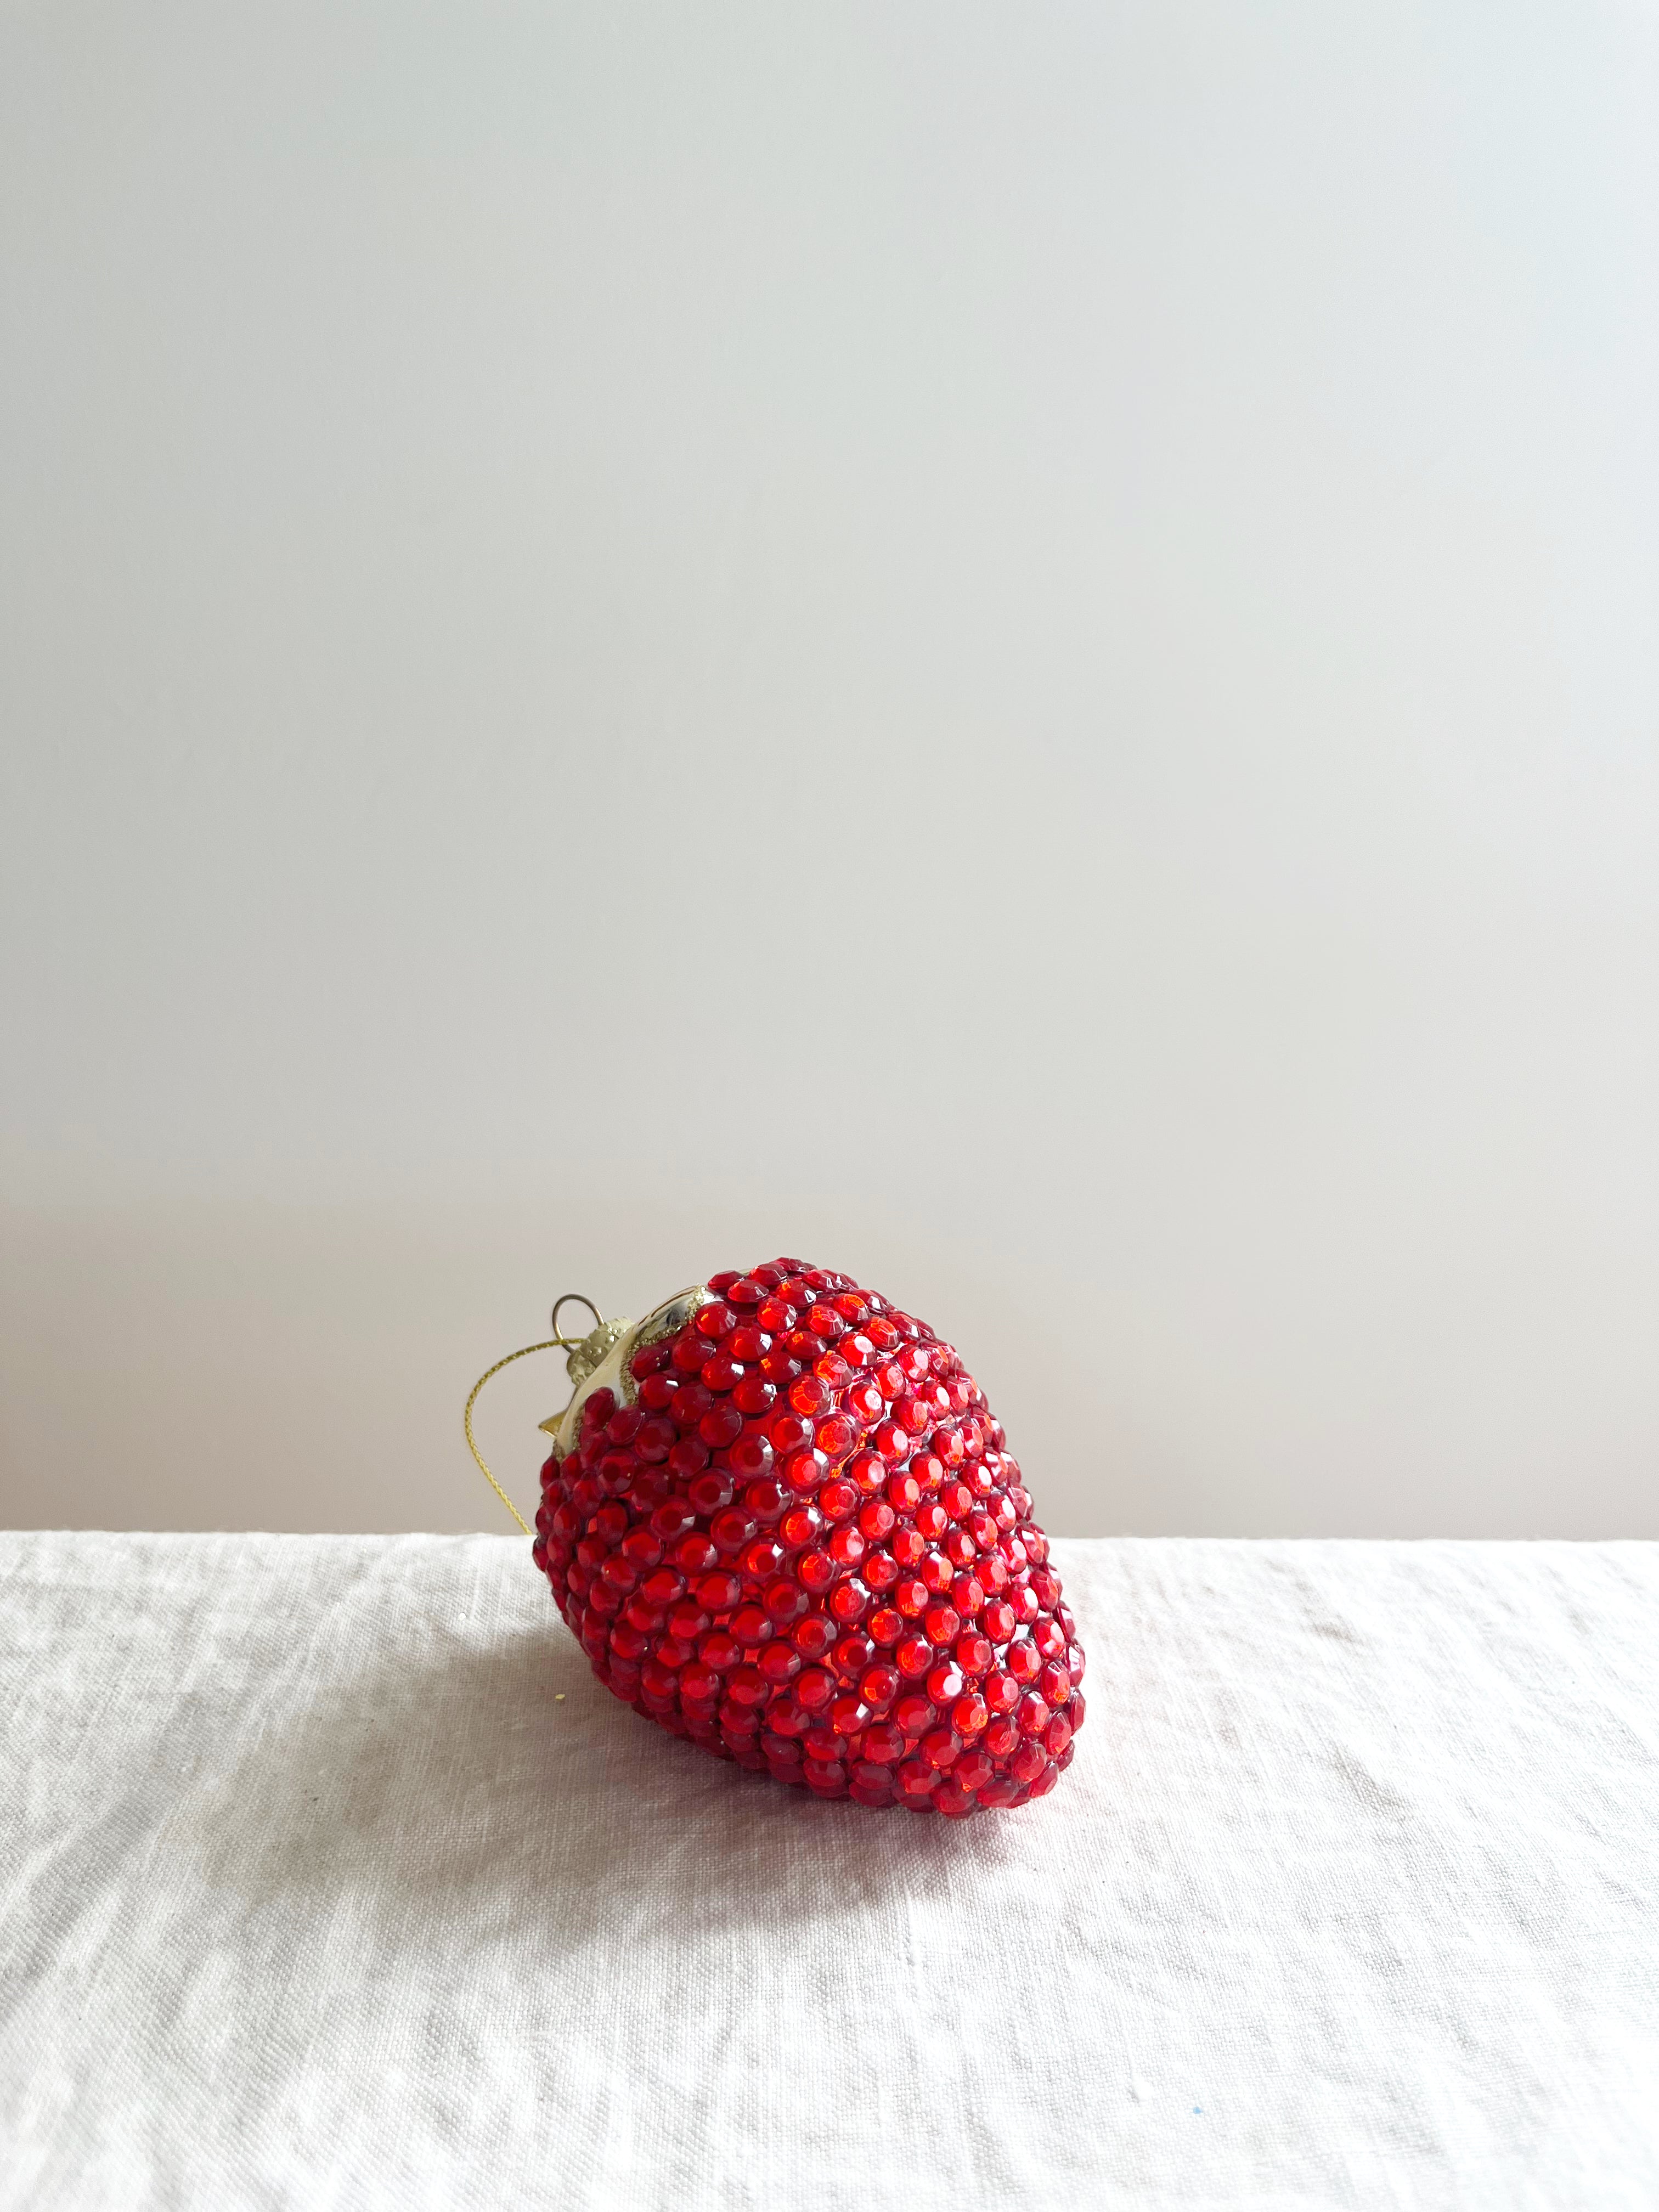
[464,1292,609,1534]
[550,1292,604,1345]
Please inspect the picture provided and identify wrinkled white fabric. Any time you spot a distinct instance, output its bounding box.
[1,1532,1655,2211]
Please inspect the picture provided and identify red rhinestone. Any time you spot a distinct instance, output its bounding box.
[954,1747,994,1793]
[1008,1739,1047,1785]
[867,1606,903,1646]
[780,1448,827,1496]
[817,1479,857,1522]
[890,1527,926,1568]
[861,1722,905,1764]
[732,1375,775,1417]
[926,1663,967,1706]
[895,1635,933,1678]
[672,1440,713,1484]
[755,1296,795,1332]
[685,1472,731,1517]
[636,1418,676,1465]
[950,1692,989,1738]
[893,1578,929,1618]
[983,1716,1019,1757]
[850,1769,896,1807]
[1006,1639,1041,1684]
[984,1671,1019,1714]
[758,1641,801,1684]
[885,1470,922,1514]
[797,1549,836,1594]
[769,1407,811,1453]
[696,1571,742,1612]
[827,1580,870,1623]
[828,1526,866,1568]
[896,1758,939,1799]
[697,1404,742,1451]
[955,1633,992,1678]
[921,1728,962,1770]
[792,1615,836,1659]
[789,1375,831,1417]
[847,1381,885,1425]
[726,1277,764,1307]
[1017,1692,1052,1736]
[1038,1660,1071,1708]
[923,1603,961,1647]
[795,1667,834,1711]
[847,1450,886,1494]
[814,1414,857,1462]
[919,1554,953,1596]
[781,1509,819,1551]
[740,1536,785,1581]
[873,1422,908,1462]
[727,1434,774,1480]
[982,1599,1016,1644]
[763,1577,808,1623]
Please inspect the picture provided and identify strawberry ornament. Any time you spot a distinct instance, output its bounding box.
[475,1261,1085,1816]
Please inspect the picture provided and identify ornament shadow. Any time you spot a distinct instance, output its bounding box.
[187,1615,1030,1961]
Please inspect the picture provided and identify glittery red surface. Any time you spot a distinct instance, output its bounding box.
[534,1261,1085,1815]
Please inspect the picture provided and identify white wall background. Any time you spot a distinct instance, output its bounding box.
[2,1,1656,1539]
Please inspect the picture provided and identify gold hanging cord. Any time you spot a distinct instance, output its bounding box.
[463,1295,605,1536]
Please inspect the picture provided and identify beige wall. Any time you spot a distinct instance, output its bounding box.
[3,2,1657,1538]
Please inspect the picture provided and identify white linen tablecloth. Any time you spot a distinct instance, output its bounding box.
[1,1532,1655,2211]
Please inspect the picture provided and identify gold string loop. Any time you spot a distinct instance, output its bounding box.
[464,1298,607,1535]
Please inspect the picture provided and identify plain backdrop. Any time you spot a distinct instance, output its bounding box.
[2,1,1656,1539]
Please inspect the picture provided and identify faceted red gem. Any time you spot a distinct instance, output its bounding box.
[921,1727,963,1771]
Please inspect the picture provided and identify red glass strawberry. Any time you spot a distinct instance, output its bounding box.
[527,1260,1085,1815]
